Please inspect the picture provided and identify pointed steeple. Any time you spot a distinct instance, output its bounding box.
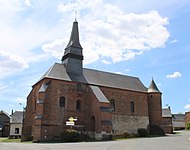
[65,21,82,50]
[62,21,83,74]
[148,78,160,93]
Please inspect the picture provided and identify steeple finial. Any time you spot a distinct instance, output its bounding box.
[75,11,77,22]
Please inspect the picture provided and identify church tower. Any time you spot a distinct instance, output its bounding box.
[148,79,162,125]
[62,21,83,74]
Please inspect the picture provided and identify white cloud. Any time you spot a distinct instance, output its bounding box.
[170,39,178,43]
[101,59,112,64]
[24,0,31,7]
[46,0,170,64]
[0,51,28,77]
[184,104,190,109]
[0,0,170,72]
[42,38,67,59]
[166,71,182,79]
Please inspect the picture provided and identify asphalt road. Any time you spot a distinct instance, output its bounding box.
[1,131,190,150]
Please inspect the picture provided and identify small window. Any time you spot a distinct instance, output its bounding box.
[59,97,65,107]
[77,84,82,92]
[76,100,81,110]
[110,99,115,111]
[130,101,135,113]
[15,128,19,134]
[35,114,43,119]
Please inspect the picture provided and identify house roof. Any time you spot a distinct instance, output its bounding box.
[10,111,23,124]
[39,63,147,92]
[172,114,185,121]
[0,110,10,122]
[162,108,172,117]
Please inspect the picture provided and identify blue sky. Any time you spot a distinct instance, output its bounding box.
[0,0,190,114]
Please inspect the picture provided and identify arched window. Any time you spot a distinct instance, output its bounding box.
[110,99,115,111]
[130,101,135,113]
[59,97,65,107]
[76,100,81,110]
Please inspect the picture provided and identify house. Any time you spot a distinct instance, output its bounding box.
[10,111,23,138]
[0,110,10,137]
[185,112,190,130]
[172,114,185,130]
[162,107,173,133]
[22,20,167,142]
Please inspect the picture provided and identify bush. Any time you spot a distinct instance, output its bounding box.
[124,132,131,138]
[148,125,165,136]
[60,130,86,142]
[138,128,149,137]
[186,122,190,130]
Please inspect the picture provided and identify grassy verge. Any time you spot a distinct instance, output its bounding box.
[0,138,32,143]
[0,138,21,142]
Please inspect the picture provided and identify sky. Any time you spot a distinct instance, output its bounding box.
[0,0,190,114]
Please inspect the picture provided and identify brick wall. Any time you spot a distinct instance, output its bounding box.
[185,112,190,129]
[161,117,173,134]
[23,78,163,141]
[100,86,149,135]
[148,93,162,125]
[23,79,113,141]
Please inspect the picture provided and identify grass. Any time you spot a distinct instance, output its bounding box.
[0,137,21,142]
[0,137,32,143]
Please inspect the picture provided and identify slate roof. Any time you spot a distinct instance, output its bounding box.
[90,85,109,103]
[0,110,10,126]
[162,108,172,117]
[148,79,160,93]
[39,63,147,92]
[10,111,23,124]
[65,21,82,49]
[172,114,185,121]
[39,83,49,92]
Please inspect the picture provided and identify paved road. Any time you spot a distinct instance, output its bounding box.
[1,131,190,150]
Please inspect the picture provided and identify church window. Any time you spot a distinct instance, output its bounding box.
[77,84,82,92]
[110,99,115,111]
[130,101,135,113]
[59,97,65,107]
[76,100,81,110]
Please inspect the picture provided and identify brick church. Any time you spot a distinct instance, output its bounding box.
[22,20,166,142]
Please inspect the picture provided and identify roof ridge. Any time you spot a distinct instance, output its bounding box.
[83,67,139,79]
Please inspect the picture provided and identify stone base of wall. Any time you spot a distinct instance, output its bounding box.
[88,131,112,141]
[112,115,149,135]
[161,125,173,134]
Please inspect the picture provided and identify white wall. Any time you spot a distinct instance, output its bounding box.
[10,123,23,136]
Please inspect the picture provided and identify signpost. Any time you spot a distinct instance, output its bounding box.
[66,117,77,128]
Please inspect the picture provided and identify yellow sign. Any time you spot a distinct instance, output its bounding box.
[69,117,77,122]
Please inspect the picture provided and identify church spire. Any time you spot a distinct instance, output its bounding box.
[62,21,83,74]
[148,78,160,93]
[65,20,82,50]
